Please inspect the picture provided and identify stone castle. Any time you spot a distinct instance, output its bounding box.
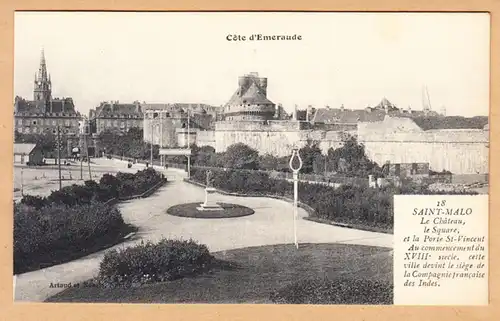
[144,72,489,175]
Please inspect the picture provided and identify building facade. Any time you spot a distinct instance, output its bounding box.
[14,49,82,136]
[89,101,143,134]
[143,103,223,147]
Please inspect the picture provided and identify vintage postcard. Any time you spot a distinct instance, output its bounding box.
[12,11,489,306]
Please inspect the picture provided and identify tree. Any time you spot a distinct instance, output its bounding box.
[298,140,322,174]
[223,143,259,169]
[326,136,381,177]
[258,154,278,171]
[192,145,217,166]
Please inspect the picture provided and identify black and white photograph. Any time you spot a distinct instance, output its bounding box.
[12,12,489,304]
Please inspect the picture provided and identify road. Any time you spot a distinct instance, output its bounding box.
[13,159,393,302]
[13,158,174,201]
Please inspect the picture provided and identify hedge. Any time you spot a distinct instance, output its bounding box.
[20,168,164,208]
[190,167,477,232]
[87,239,215,288]
[14,202,130,274]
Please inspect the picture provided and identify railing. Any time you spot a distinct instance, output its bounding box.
[184,164,368,187]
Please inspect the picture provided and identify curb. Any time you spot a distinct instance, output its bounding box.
[118,178,168,201]
[302,217,393,235]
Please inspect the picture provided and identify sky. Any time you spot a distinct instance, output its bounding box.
[14,12,490,117]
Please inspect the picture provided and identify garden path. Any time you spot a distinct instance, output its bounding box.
[14,159,393,302]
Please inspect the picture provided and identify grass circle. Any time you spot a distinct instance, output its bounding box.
[167,202,255,219]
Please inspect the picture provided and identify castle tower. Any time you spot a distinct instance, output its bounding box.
[33,48,52,108]
[224,72,276,121]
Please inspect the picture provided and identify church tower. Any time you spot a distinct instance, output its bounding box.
[33,48,52,109]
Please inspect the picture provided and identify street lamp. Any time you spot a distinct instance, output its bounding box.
[289,148,303,249]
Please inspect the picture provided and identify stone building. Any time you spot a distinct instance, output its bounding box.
[310,97,441,131]
[223,72,276,121]
[14,49,82,136]
[89,101,143,134]
[142,103,222,147]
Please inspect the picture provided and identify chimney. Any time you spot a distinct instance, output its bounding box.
[306,105,312,122]
[340,104,344,111]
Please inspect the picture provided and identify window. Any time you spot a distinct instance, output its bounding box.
[52,120,57,126]
[32,120,37,125]
[411,163,418,175]
[17,119,22,125]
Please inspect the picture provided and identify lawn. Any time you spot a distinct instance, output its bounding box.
[46,243,393,304]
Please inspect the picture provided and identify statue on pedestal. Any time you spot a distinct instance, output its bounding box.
[206,170,214,188]
[197,169,222,211]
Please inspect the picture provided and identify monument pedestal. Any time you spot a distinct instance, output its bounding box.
[197,187,223,211]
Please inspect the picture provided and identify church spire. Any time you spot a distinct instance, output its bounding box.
[37,47,48,81]
[34,47,52,103]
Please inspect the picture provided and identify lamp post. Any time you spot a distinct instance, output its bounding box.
[160,111,163,167]
[54,125,62,190]
[20,168,24,196]
[187,108,191,178]
[150,111,154,166]
[289,148,303,249]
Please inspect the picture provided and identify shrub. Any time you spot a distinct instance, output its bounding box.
[269,277,393,304]
[46,184,96,207]
[20,195,48,210]
[99,174,121,199]
[95,239,214,287]
[14,202,127,274]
